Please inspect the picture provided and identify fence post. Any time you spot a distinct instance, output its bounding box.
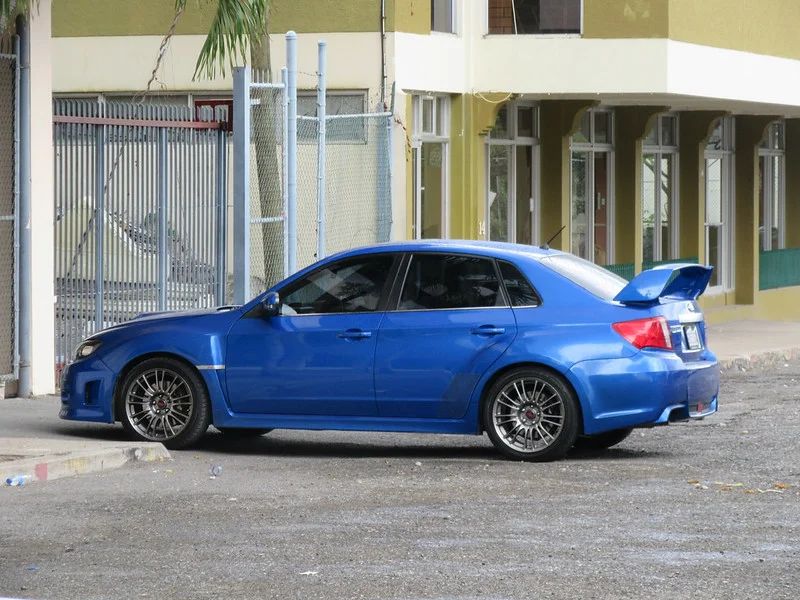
[157,127,168,310]
[94,118,105,328]
[286,31,298,274]
[215,125,227,305]
[316,41,327,260]
[16,16,30,396]
[281,67,289,279]
[233,66,250,305]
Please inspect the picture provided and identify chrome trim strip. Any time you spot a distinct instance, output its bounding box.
[196,365,225,371]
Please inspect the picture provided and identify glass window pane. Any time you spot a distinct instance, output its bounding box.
[773,122,785,150]
[436,97,448,136]
[515,146,533,244]
[773,155,782,249]
[422,97,435,134]
[705,158,723,287]
[499,261,540,307]
[539,254,627,301]
[759,156,766,251]
[431,0,454,33]
[594,153,610,265]
[707,121,723,150]
[488,0,516,34]
[572,113,590,144]
[399,254,503,310]
[642,154,657,263]
[594,112,611,145]
[643,123,658,146]
[282,256,394,314]
[660,155,673,260]
[571,152,589,259]
[489,145,512,242]
[517,106,535,138]
[508,0,581,34]
[661,116,676,147]
[490,105,511,139]
[420,142,444,238]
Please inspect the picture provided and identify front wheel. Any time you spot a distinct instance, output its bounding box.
[118,357,210,450]
[482,366,579,462]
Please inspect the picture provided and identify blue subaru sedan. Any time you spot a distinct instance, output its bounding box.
[60,240,719,462]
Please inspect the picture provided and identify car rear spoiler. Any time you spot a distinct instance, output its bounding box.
[613,264,714,305]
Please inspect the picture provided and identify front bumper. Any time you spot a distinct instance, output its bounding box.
[568,350,719,435]
[59,357,117,423]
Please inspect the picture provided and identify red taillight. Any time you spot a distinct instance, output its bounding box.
[612,317,673,350]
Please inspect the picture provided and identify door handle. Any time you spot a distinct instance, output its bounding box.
[470,326,506,336]
[337,329,372,340]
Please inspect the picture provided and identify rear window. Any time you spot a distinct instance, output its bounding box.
[539,254,627,301]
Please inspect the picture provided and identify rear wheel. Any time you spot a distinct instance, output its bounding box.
[573,428,633,451]
[482,366,579,462]
[118,357,210,450]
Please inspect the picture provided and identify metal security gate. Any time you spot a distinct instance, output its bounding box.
[54,100,229,381]
[0,36,19,383]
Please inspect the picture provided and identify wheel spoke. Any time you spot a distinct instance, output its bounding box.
[500,391,521,407]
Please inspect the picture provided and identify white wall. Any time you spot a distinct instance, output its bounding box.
[30,0,55,394]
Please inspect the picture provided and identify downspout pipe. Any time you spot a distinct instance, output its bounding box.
[380,0,387,108]
[15,15,31,397]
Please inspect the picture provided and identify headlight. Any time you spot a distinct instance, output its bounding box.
[74,339,102,360]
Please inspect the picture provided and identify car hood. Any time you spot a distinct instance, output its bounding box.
[95,305,241,335]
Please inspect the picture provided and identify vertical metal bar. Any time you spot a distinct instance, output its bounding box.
[157,127,168,310]
[16,16,30,396]
[286,31,298,274]
[12,35,20,378]
[387,83,396,241]
[316,41,327,260]
[215,126,226,305]
[281,68,288,279]
[95,120,105,329]
[232,66,251,305]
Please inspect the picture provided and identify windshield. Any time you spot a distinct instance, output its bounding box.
[539,254,627,301]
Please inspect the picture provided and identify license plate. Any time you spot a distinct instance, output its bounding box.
[684,324,701,350]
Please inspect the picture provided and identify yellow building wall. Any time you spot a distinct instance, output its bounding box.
[52,0,428,37]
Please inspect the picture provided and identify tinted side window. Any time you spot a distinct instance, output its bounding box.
[398,254,504,310]
[499,261,540,307]
[281,255,394,315]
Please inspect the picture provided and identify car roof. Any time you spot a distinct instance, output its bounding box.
[335,239,564,262]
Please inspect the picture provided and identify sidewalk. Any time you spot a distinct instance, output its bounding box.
[1,319,799,486]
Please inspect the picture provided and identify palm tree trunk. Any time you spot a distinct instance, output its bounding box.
[248,7,284,291]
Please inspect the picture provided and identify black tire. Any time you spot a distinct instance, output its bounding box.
[573,428,633,451]
[216,427,273,438]
[118,357,210,450]
[482,366,580,462]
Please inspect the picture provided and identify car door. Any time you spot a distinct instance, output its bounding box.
[374,253,517,420]
[225,253,399,416]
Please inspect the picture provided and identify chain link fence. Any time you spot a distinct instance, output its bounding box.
[0,37,18,381]
[248,80,287,297]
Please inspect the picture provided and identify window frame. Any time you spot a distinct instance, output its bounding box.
[704,116,736,293]
[431,0,457,34]
[759,121,786,252]
[388,252,510,312]
[411,95,451,240]
[569,108,616,265]
[485,0,584,36]
[485,102,541,245]
[642,114,680,263]
[251,253,401,317]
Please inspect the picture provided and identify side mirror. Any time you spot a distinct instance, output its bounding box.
[261,292,280,317]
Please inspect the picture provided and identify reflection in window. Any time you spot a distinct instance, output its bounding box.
[759,122,786,252]
[282,256,394,315]
[488,0,581,34]
[431,0,455,33]
[399,255,504,310]
[499,261,540,307]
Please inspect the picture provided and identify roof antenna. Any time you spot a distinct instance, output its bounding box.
[540,225,566,250]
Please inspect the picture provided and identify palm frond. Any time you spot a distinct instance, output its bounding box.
[188,0,269,80]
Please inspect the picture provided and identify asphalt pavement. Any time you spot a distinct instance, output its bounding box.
[0,361,798,599]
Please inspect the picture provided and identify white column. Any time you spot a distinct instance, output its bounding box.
[28,0,55,395]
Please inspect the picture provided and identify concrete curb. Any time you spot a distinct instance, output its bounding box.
[0,443,171,485]
[718,347,800,371]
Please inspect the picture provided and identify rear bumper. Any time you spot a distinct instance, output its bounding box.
[568,350,719,435]
[59,358,116,423]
